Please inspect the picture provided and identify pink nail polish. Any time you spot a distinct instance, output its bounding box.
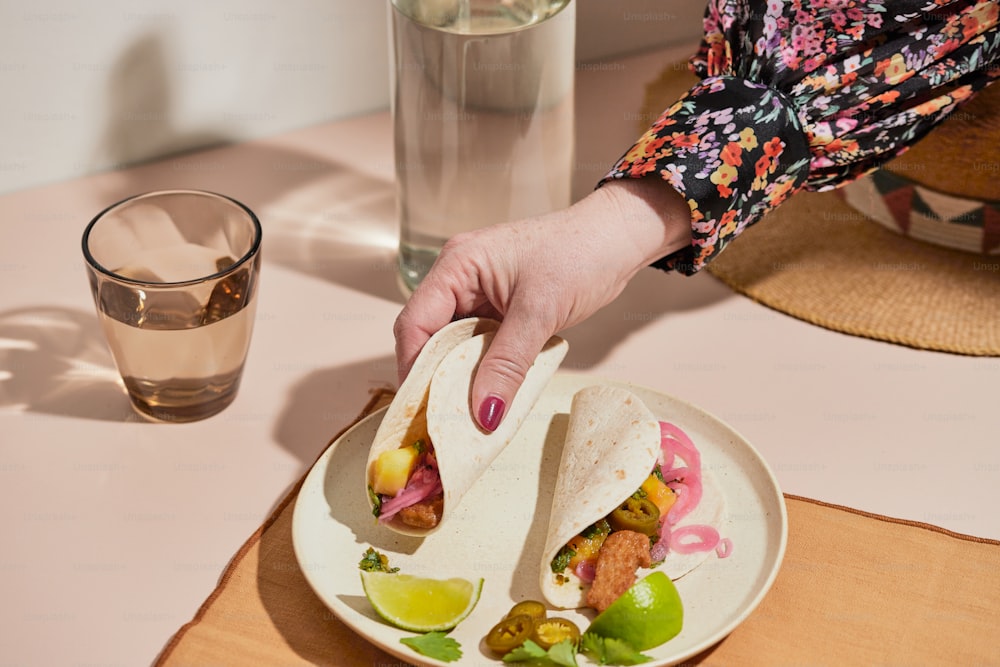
[478,395,505,432]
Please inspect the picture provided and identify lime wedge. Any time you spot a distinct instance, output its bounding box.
[360,570,483,632]
[585,571,683,650]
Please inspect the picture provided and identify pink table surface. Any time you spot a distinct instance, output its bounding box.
[2,44,997,666]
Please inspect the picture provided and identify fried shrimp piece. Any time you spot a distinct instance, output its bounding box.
[398,495,444,529]
[586,530,652,612]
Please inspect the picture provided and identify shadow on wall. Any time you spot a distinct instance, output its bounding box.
[98,32,233,172]
[90,30,405,305]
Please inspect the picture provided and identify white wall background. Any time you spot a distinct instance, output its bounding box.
[0,0,703,195]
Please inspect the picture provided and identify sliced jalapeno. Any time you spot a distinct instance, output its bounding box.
[531,617,581,650]
[506,600,547,623]
[484,613,535,656]
[608,496,660,536]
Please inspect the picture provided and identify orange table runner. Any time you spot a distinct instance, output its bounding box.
[156,390,1000,666]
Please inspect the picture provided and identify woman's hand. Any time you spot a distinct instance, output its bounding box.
[393,177,691,431]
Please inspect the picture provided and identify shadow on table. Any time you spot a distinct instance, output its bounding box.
[90,138,404,306]
[255,168,402,304]
[560,268,734,372]
[271,357,397,468]
[268,270,735,469]
[0,306,135,422]
[253,476,404,667]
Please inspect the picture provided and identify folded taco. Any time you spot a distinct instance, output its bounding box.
[366,317,568,536]
[540,385,728,611]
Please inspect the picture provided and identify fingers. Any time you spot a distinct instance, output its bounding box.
[393,280,458,387]
[392,221,567,432]
[395,264,556,433]
[471,301,557,432]
[394,229,505,385]
[391,183,683,433]
[392,314,431,387]
[393,234,496,385]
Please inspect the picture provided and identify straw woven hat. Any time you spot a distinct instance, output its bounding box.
[642,64,1000,355]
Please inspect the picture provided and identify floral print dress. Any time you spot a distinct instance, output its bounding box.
[601,0,1000,274]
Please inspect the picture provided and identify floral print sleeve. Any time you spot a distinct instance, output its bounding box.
[601,0,1000,275]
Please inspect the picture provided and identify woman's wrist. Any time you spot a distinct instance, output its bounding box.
[587,178,692,270]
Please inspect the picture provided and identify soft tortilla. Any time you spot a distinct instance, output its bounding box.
[366,317,568,536]
[540,385,727,609]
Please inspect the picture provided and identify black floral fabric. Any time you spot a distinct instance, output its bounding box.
[601,0,1000,274]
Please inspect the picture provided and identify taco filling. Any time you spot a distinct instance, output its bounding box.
[364,317,569,536]
[550,421,727,610]
[541,386,730,611]
[368,434,444,530]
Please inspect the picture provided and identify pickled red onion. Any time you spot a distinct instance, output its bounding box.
[669,524,721,554]
[655,421,732,560]
[575,559,597,583]
[650,521,671,562]
[666,475,703,525]
[659,422,704,525]
[660,422,701,474]
[716,537,733,558]
[662,466,689,483]
[377,458,443,523]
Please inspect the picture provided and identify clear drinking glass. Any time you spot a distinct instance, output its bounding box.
[82,190,262,422]
[390,0,576,293]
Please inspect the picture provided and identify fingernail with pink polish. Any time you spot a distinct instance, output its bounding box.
[478,395,505,432]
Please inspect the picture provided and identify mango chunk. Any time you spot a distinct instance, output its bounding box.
[641,474,676,517]
[372,445,421,496]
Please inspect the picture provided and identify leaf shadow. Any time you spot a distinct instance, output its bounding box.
[0,306,136,422]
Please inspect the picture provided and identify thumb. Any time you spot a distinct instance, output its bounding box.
[472,316,555,432]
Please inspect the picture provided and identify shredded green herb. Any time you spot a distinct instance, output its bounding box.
[580,519,610,539]
[630,487,648,501]
[358,547,399,573]
[550,545,576,573]
[367,485,382,518]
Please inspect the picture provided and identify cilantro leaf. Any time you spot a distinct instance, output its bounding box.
[579,633,652,666]
[547,639,581,667]
[400,632,462,662]
[503,640,548,663]
[503,639,578,667]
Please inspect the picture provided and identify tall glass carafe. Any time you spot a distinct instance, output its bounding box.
[389,0,576,293]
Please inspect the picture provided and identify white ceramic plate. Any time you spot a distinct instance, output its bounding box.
[292,373,787,666]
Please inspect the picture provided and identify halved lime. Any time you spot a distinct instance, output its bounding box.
[585,571,683,650]
[360,570,483,632]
